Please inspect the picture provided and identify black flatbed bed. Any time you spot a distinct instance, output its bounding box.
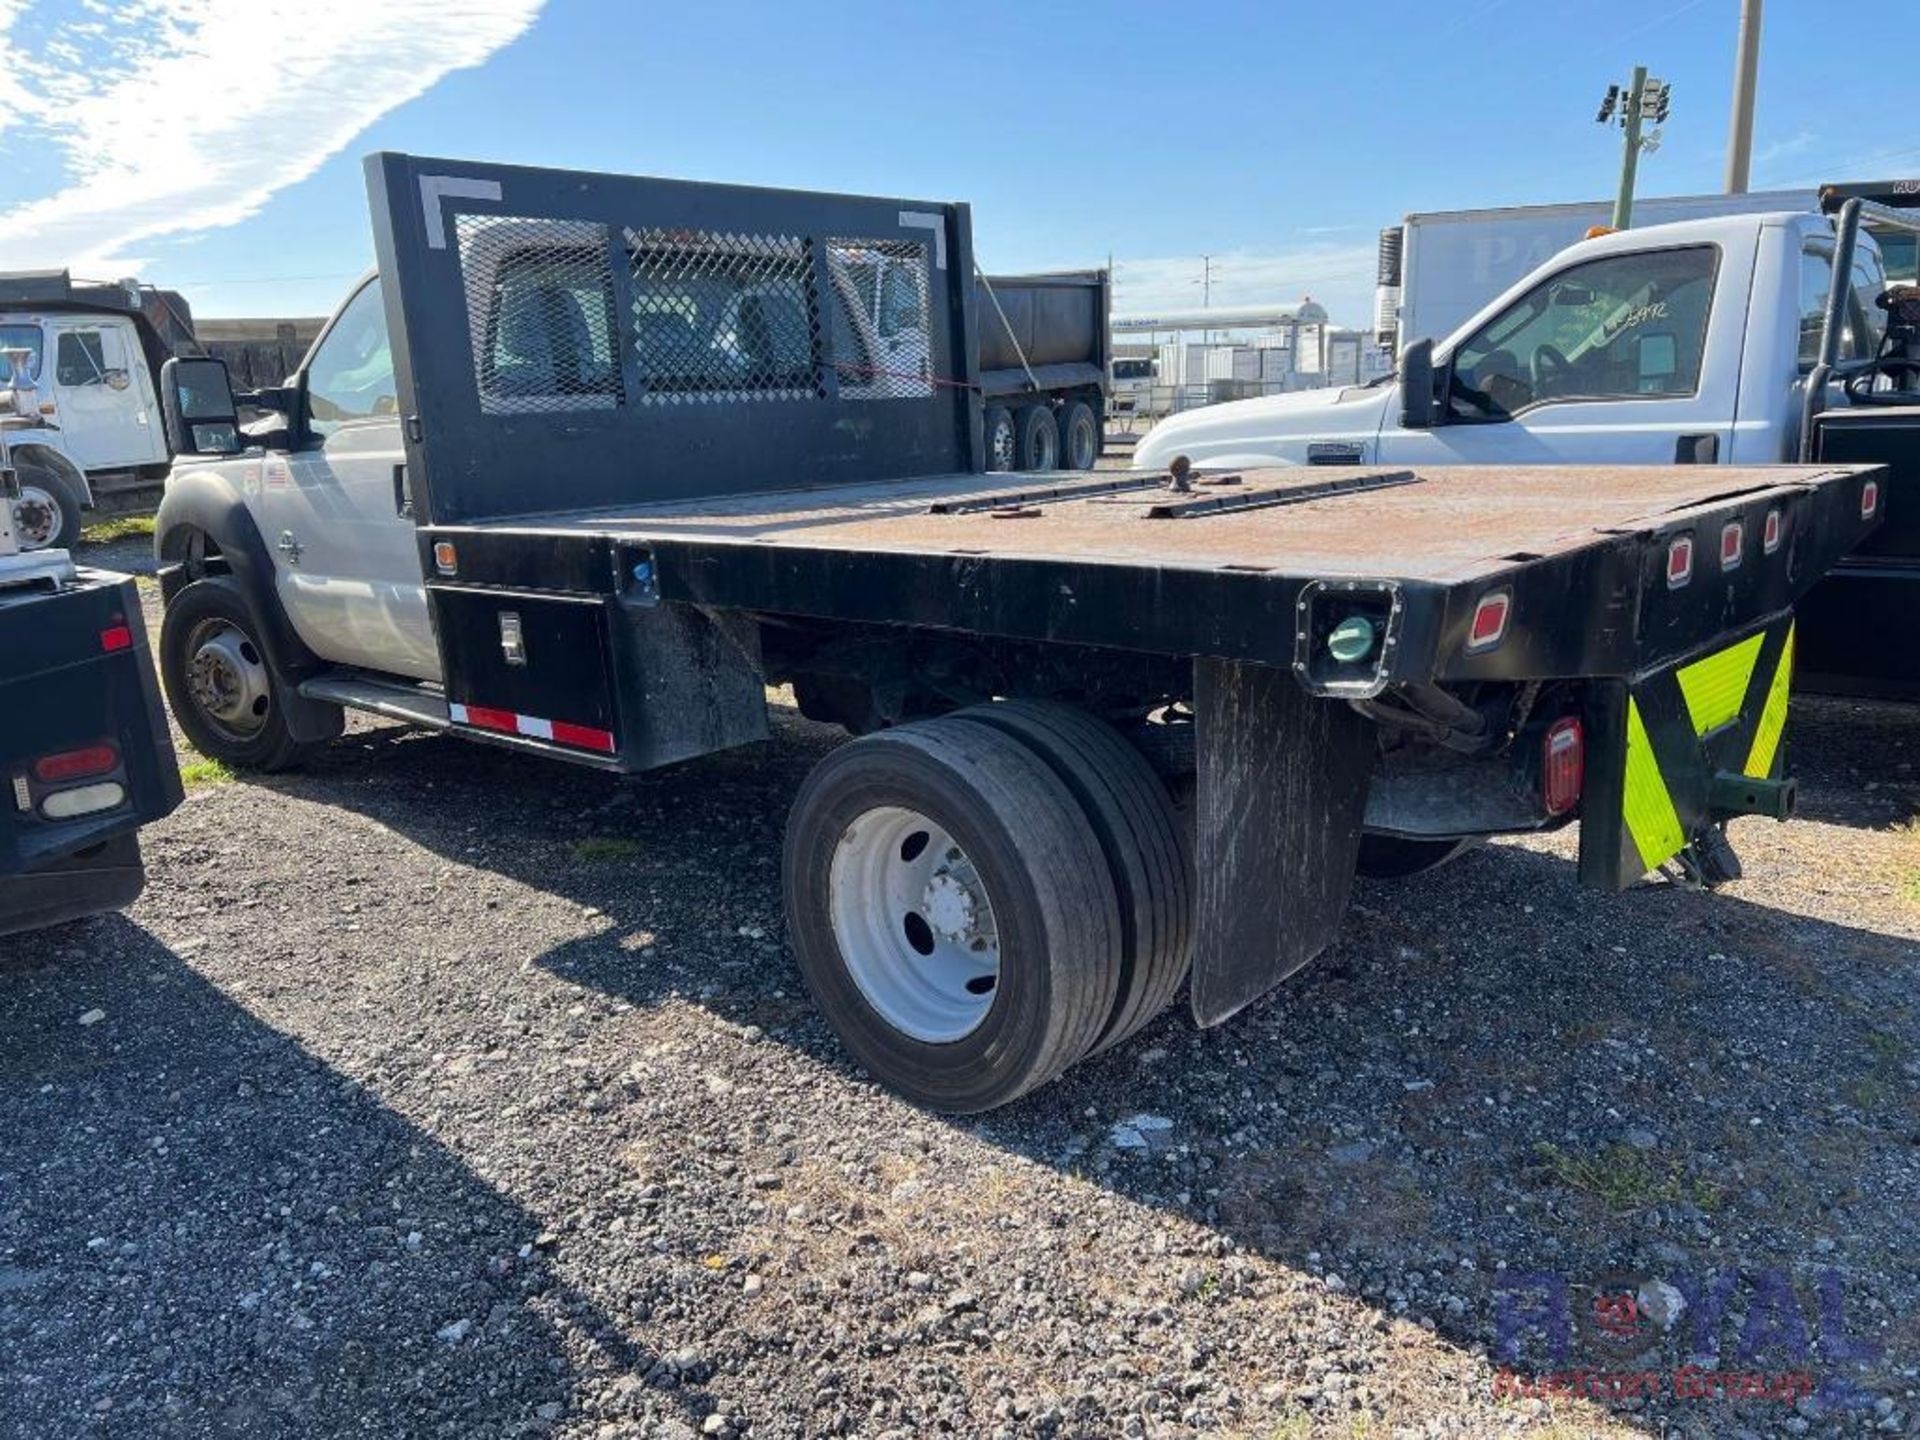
[436,460,1879,684]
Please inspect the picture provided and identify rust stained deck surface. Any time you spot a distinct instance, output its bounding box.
[502,464,1855,584]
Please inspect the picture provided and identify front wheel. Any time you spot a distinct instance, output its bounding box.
[159,576,318,771]
[10,457,84,551]
[784,717,1122,1112]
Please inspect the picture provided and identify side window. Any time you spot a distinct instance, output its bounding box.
[0,324,43,384]
[1449,246,1717,418]
[306,280,397,434]
[1798,250,1834,369]
[55,330,107,387]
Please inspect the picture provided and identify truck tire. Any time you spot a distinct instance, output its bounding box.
[984,405,1016,472]
[160,576,327,772]
[1015,405,1058,472]
[11,455,84,551]
[783,716,1122,1112]
[1355,834,1476,880]
[1058,401,1100,471]
[957,701,1192,1053]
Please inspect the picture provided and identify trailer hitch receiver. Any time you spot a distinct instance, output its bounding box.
[1709,770,1796,821]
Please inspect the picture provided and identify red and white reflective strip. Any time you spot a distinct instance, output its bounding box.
[449,702,616,754]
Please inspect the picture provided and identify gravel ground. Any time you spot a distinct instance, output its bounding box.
[1,581,1917,1439]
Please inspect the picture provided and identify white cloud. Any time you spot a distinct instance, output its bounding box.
[1110,243,1380,327]
[0,0,544,273]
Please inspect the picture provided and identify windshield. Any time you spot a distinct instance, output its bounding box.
[0,324,44,384]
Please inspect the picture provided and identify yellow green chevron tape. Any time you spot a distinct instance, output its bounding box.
[1676,631,1765,736]
[1623,697,1686,873]
[1744,623,1794,779]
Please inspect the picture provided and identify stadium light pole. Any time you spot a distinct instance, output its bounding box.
[1597,67,1669,230]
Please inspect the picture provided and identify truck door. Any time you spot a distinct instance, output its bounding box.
[48,320,166,472]
[1378,243,1735,468]
[257,278,440,681]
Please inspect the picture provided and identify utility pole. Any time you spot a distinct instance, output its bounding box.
[1195,255,1217,341]
[1596,68,1669,230]
[1724,0,1763,193]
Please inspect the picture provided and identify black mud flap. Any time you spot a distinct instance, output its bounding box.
[1191,658,1373,1026]
[1579,612,1797,890]
[0,833,146,938]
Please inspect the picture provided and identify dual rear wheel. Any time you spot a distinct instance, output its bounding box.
[783,702,1191,1112]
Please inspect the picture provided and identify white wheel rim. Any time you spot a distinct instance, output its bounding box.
[12,486,61,549]
[829,804,1001,1043]
[184,617,272,741]
[989,418,1015,470]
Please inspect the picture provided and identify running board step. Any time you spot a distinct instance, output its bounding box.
[299,672,450,729]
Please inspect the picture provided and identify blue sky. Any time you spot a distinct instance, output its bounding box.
[1,0,1913,328]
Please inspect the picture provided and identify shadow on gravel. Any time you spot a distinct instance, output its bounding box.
[209,707,1920,1433]
[0,913,698,1439]
[1786,694,1918,830]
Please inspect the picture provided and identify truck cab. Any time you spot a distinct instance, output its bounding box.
[0,273,184,549]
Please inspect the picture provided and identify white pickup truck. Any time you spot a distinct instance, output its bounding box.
[1136,203,1920,697]
[1140,209,1891,472]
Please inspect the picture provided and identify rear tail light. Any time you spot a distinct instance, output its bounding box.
[41,782,126,820]
[1862,478,1880,519]
[1763,508,1782,554]
[33,744,119,783]
[1719,521,1743,571]
[1466,590,1510,652]
[1667,535,1694,588]
[1542,716,1584,816]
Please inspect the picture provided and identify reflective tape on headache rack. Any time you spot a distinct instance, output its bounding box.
[449,702,616,754]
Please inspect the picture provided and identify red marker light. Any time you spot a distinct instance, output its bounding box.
[33,744,119,783]
[101,620,133,651]
[1467,590,1510,652]
[1542,716,1584,816]
[1763,509,1782,554]
[1720,521,1744,571]
[1667,535,1694,588]
[1862,479,1880,519]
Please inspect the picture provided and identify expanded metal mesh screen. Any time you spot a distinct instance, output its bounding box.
[825,238,932,400]
[624,228,823,405]
[454,215,624,416]
[451,214,940,413]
